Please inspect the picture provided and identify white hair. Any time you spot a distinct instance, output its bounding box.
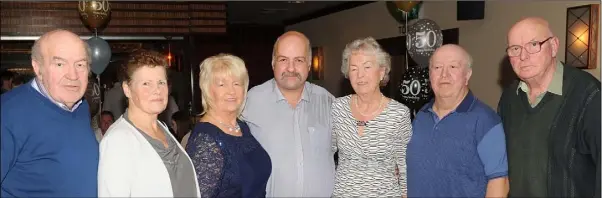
[341,37,391,86]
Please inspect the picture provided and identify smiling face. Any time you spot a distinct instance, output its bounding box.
[32,30,89,108]
[429,45,472,99]
[123,66,168,115]
[208,72,245,115]
[348,51,385,95]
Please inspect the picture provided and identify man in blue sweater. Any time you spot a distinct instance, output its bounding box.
[1,29,98,197]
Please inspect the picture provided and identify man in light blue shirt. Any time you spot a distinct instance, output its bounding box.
[242,31,335,197]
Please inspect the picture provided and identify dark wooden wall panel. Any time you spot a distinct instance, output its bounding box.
[0,1,227,36]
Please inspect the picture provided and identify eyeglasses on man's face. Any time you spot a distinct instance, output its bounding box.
[505,37,553,57]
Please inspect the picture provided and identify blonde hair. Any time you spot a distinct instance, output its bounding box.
[198,53,249,116]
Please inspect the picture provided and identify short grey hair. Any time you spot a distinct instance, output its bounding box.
[428,44,474,69]
[31,29,91,66]
[341,37,391,86]
[466,53,473,69]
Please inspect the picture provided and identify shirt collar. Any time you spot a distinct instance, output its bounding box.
[31,78,83,112]
[270,78,310,103]
[421,90,476,114]
[517,61,564,96]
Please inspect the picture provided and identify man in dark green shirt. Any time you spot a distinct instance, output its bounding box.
[498,17,600,197]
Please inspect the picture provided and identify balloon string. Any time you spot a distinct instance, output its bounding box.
[405,11,409,71]
[96,74,102,114]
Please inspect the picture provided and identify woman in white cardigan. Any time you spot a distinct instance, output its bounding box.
[98,50,200,197]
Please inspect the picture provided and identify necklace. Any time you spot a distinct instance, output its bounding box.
[210,115,241,133]
[354,94,385,127]
[354,94,384,117]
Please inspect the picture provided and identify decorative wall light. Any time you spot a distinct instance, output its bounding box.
[565,4,599,69]
[310,47,324,80]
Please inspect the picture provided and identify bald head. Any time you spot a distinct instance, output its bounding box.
[508,17,554,43]
[31,29,89,64]
[430,44,473,69]
[272,31,311,64]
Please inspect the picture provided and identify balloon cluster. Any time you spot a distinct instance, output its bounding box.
[78,0,112,75]
[385,1,444,113]
[397,18,443,113]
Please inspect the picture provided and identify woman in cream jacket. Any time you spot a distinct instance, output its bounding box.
[98,50,200,197]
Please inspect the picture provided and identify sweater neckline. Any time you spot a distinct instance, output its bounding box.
[25,83,83,117]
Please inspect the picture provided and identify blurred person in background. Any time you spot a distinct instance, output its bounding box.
[94,111,114,142]
[0,70,15,94]
[171,111,192,145]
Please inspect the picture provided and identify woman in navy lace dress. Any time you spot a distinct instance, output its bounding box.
[185,54,271,198]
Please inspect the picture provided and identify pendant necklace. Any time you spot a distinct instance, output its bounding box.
[211,115,241,133]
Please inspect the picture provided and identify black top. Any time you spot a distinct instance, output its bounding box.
[186,119,272,198]
[498,65,601,197]
[503,89,562,197]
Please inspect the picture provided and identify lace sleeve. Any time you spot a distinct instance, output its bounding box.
[186,129,224,198]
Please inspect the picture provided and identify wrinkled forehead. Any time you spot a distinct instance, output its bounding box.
[275,36,308,56]
[350,50,377,64]
[431,48,468,65]
[131,66,167,81]
[508,23,549,45]
[44,38,88,60]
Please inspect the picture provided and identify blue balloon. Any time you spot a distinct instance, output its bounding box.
[87,36,111,75]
